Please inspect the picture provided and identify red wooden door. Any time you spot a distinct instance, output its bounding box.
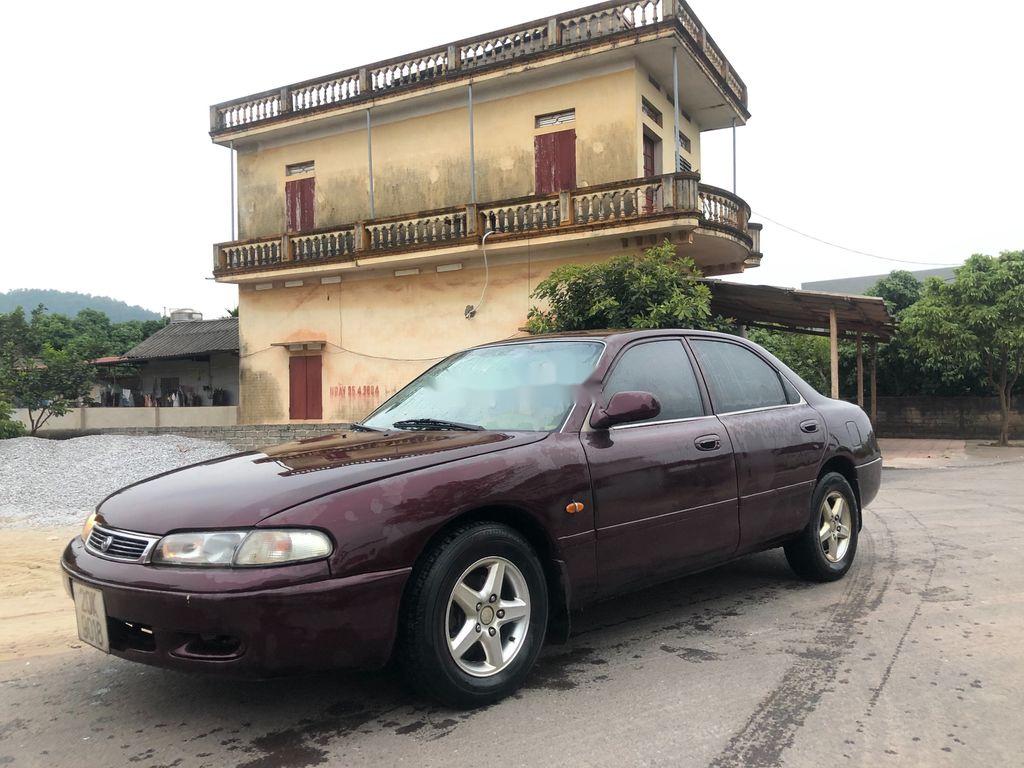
[642,134,657,213]
[285,177,315,232]
[642,135,657,178]
[534,129,576,195]
[288,355,323,420]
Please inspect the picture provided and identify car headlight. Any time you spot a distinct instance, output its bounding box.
[151,529,332,567]
[82,512,97,543]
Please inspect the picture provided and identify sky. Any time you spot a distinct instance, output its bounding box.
[1,0,1021,318]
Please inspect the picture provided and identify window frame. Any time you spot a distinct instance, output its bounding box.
[597,337,713,431]
[684,336,805,416]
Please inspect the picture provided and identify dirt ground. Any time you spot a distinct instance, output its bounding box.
[0,526,79,662]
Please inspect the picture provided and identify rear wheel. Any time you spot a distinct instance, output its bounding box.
[398,522,548,707]
[784,472,859,581]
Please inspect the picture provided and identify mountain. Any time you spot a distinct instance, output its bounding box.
[0,289,161,322]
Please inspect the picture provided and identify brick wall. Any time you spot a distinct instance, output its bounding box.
[875,396,1022,439]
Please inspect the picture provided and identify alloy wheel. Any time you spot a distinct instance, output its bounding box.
[445,556,530,677]
[819,490,853,563]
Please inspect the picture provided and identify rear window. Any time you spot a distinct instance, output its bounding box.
[690,339,788,413]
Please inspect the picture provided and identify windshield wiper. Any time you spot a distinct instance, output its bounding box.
[391,418,484,432]
[349,422,383,432]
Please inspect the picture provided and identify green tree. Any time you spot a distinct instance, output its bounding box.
[525,240,713,333]
[901,252,1024,445]
[6,347,95,435]
[865,270,922,315]
[0,395,25,439]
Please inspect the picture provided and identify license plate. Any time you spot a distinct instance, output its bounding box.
[73,582,110,653]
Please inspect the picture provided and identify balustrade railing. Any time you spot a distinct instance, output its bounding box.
[366,210,469,251]
[214,174,753,274]
[371,51,448,91]
[698,185,749,232]
[480,197,561,234]
[210,1,745,132]
[218,236,282,271]
[291,74,361,112]
[572,179,664,224]
[290,227,356,262]
[461,26,548,68]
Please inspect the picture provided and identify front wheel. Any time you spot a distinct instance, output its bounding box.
[397,522,548,707]
[784,472,859,581]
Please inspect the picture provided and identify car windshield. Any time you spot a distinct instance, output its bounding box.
[363,341,604,432]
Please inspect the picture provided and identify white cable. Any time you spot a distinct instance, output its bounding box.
[465,230,494,319]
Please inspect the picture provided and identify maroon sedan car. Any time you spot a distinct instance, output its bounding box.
[62,330,881,706]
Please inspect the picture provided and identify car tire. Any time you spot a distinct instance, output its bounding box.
[784,472,859,582]
[398,522,548,708]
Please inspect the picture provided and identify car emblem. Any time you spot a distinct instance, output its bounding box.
[99,536,112,553]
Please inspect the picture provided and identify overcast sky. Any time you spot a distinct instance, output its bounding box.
[2,0,1021,318]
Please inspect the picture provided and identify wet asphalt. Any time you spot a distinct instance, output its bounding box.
[1,461,1020,767]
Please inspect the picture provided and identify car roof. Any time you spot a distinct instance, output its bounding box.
[472,328,739,349]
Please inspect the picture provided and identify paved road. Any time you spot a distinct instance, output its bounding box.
[2,461,1020,767]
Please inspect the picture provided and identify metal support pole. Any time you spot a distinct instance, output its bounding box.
[672,46,681,172]
[229,140,236,240]
[829,308,840,399]
[856,333,864,407]
[468,84,477,203]
[366,109,375,219]
[731,118,737,194]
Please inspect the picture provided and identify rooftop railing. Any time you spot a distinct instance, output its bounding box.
[213,173,756,276]
[210,0,747,133]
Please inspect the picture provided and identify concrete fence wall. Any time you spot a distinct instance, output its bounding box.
[10,398,1020,448]
[14,406,239,432]
[874,396,1022,440]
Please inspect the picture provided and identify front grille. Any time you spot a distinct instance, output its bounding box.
[86,525,158,562]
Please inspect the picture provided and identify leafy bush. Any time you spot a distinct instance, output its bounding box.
[526,240,713,333]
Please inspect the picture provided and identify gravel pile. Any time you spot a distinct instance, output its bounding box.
[0,434,234,528]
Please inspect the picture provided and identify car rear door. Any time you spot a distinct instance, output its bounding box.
[687,337,826,552]
[580,338,739,597]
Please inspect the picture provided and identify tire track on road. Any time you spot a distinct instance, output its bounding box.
[708,510,900,768]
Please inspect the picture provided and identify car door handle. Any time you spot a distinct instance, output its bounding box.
[800,420,819,434]
[695,434,722,452]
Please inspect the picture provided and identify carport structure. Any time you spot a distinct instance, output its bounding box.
[705,281,895,421]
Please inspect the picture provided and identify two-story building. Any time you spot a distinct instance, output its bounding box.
[210,0,762,424]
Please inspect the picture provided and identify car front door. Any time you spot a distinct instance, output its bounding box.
[688,337,826,552]
[581,338,739,597]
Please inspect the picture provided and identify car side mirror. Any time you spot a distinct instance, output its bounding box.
[590,391,661,430]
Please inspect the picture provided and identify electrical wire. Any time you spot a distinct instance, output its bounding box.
[753,211,963,267]
[465,230,494,319]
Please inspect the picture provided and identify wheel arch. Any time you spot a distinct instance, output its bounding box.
[402,504,572,646]
[818,454,862,528]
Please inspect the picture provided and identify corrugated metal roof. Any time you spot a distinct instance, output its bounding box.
[123,318,239,360]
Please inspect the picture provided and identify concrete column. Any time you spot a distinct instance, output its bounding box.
[366,110,375,219]
[672,46,681,172]
[829,308,840,399]
[468,84,477,204]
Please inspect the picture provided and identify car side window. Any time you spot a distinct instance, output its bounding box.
[604,340,705,423]
[690,339,788,413]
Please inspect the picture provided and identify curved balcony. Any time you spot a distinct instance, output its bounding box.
[213,173,761,280]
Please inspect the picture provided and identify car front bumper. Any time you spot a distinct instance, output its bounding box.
[60,537,411,675]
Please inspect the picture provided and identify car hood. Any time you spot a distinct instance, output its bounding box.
[96,429,547,535]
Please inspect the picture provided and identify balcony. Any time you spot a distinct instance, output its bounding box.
[209,0,748,139]
[212,173,762,280]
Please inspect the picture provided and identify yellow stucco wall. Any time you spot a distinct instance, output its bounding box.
[237,248,626,424]
[235,65,673,240]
